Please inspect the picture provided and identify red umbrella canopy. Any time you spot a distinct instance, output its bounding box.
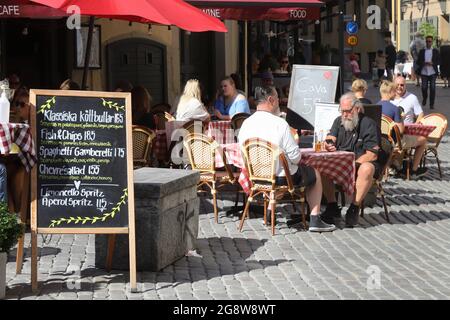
[29,0,227,32]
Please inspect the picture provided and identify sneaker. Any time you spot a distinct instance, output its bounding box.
[345,203,360,227]
[309,215,336,232]
[410,167,428,180]
[320,202,342,224]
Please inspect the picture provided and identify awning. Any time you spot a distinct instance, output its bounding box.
[0,2,66,18]
[187,0,324,7]
[201,7,320,20]
[188,0,323,21]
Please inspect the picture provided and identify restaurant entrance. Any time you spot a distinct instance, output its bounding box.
[1,18,69,89]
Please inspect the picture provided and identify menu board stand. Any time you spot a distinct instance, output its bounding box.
[29,90,137,293]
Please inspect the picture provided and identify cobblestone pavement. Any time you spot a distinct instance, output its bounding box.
[4,81,450,300]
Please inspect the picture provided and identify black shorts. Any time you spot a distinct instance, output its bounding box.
[275,165,317,187]
[356,161,382,180]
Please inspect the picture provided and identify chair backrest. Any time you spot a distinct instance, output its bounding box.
[241,138,280,186]
[182,119,204,134]
[391,123,404,151]
[183,133,234,181]
[381,115,394,137]
[419,113,448,146]
[153,112,167,130]
[379,134,394,180]
[132,125,156,167]
[231,112,250,130]
[151,103,172,114]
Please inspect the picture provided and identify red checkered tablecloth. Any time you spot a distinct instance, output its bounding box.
[214,143,250,194]
[207,120,234,144]
[404,124,436,137]
[152,130,168,162]
[0,123,37,172]
[299,148,355,196]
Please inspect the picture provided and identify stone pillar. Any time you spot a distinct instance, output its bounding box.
[95,168,200,271]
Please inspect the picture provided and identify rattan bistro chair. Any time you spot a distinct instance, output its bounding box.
[419,113,448,178]
[360,135,394,222]
[381,115,395,137]
[183,133,240,223]
[132,125,156,169]
[239,138,306,235]
[231,112,250,131]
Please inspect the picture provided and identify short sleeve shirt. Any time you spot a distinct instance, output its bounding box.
[214,93,250,117]
[329,114,381,160]
[390,92,423,124]
[377,100,401,122]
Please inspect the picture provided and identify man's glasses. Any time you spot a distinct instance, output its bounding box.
[397,83,405,87]
[281,60,289,64]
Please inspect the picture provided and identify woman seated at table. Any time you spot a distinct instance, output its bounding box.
[6,86,31,214]
[131,85,156,130]
[170,79,210,122]
[213,76,250,120]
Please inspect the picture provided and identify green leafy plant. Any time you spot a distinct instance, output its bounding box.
[0,202,24,253]
[419,22,438,46]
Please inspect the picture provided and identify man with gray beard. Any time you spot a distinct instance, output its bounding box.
[320,93,382,227]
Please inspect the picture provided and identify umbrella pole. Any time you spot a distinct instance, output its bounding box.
[82,16,95,90]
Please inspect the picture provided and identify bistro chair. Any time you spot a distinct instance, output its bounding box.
[390,123,414,180]
[381,115,395,137]
[239,138,306,235]
[419,113,448,179]
[360,134,394,223]
[132,125,156,169]
[183,133,241,223]
[230,112,250,131]
[151,103,172,114]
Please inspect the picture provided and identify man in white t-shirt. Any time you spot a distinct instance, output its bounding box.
[391,76,424,124]
[390,76,427,178]
[238,86,335,232]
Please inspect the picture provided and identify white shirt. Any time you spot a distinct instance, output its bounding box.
[421,48,435,76]
[238,111,301,177]
[390,92,423,124]
[175,97,209,122]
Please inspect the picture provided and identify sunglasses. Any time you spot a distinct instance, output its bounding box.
[281,60,289,64]
[397,84,405,87]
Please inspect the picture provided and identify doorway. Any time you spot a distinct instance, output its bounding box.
[106,38,167,105]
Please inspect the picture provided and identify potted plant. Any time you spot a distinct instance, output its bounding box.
[0,202,24,299]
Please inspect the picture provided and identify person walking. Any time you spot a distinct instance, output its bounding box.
[440,42,450,88]
[417,35,441,109]
[385,38,397,81]
[410,31,426,86]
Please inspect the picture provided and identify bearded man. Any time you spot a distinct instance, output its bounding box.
[320,92,382,227]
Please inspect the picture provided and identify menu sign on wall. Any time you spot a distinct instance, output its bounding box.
[29,90,136,291]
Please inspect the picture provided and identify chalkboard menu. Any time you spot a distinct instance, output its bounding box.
[287,65,339,128]
[29,89,137,292]
[29,90,134,232]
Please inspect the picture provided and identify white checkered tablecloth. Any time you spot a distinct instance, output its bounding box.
[207,120,234,145]
[0,123,37,172]
[299,148,355,196]
[404,124,436,137]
